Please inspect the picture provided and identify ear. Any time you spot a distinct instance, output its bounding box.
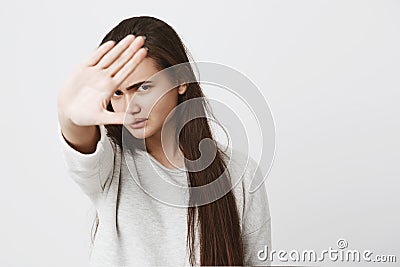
[178,83,188,95]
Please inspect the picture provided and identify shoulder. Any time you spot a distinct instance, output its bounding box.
[217,143,260,194]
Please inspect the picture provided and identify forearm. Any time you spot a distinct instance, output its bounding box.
[58,111,100,154]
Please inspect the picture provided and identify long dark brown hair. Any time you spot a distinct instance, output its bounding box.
[90,16,244,266]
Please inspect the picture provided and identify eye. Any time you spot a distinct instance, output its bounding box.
[137,84,151,92]
[113,90,123,97]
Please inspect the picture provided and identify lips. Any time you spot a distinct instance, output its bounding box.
[133,118,147,124]
[129,118,148,129]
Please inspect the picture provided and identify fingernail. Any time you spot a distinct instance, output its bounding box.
[144,46,149,52]
[142,35,147,41]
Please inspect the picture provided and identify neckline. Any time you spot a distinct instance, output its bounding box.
[137,149,187,174]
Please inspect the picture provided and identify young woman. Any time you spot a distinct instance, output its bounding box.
[57,16,271,266]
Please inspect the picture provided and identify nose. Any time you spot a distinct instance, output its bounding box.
[125,92,141,115]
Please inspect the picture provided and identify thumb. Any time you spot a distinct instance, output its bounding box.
[97,110,127,125]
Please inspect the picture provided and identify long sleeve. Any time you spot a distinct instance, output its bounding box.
[57,122,115,204]
[243,216,271,266]
[241,156,272,266]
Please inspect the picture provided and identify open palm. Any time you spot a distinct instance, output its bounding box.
[57,34,147,126]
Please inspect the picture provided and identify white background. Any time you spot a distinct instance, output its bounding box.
[1,0,399,266]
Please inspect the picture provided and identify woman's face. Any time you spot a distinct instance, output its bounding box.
[111,57,187,139]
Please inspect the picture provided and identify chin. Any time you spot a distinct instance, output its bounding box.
[126,125,153,140]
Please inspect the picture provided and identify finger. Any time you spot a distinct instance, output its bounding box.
[107,36,146,77]
[96,34,135,69]
[112,47,148,85]
[83,40,115,67]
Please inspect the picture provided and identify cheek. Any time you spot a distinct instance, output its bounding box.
[111,99,124,113]
[150,91,178,121]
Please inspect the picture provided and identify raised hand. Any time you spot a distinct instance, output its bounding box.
[57,34,147,126]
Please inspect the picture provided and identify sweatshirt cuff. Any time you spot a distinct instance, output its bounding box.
[57,122,108,171]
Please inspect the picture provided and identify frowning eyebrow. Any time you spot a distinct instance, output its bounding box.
[125,80,153,91]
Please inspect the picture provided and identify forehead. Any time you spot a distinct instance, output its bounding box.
[120,57,160,88]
